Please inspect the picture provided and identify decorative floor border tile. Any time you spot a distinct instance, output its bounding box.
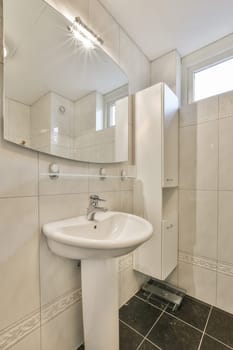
[0,288,82,350]
[179,252,217,272]
[41,288,82,325]
[0,258,135,350]
[0,310,40,350]
[217,263,233,277]
[3,255,233,349]
[179,252,233,277]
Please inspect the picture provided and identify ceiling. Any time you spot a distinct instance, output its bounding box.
[100,0,233,60]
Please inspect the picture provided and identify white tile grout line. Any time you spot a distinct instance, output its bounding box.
[179,188,233,193]
[134,294,168,313]
[143,338,162,350]
[123,292,233,350]
[132,294,233,350]
[135,306,167,350]
[119,319,145,339]
[135,293,209,334]
[206,334,233,350]
[197,306,213,350]
[216,106,220,310]
[179,117,220,129]
[120,295,166,350]
[163,310,203,333]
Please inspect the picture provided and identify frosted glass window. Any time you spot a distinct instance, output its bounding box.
[194,57,233,101]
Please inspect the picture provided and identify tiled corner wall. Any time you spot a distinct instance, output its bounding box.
[178,91,233,314]
[0,1,150,349]
[151,49,233,315]
[151,50,181,101]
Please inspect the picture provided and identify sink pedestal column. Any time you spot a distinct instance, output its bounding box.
[81,258,119,350]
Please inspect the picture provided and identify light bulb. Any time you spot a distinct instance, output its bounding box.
[67,17,103,50]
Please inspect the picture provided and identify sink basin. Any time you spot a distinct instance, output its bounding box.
[43,211,153,259]
[43,211,152,350]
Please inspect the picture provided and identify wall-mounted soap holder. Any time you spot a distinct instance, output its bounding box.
[43,164,136,181]
[49,163,60,179]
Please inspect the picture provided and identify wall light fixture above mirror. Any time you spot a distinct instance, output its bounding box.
[3,0,130,163]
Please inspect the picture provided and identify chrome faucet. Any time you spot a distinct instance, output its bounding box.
[87,194,108,221]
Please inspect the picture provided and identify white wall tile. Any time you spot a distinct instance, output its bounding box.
[179,103,197,127]
[218,191,233,265]
[41,302,83,350]
[0,197,40,329]
[179,119,219,191]
[178,261,216,305]
[197,95,219,124]
[0,0,152,344]
[39,193,87,305]
[216,273,233,314]
[120,172,134,192]
[0,142,38,197]
[179,125,197,189]
[180,96,218,127]
[119,267,147,307]
[196,120,218,190]
[120,190,133,213]
[219,90,233,119]
[88,163,120,193]
[219,116,233,190]
[40,236,81,306]
[39,193,88,224]
[179,190,218,260]
[39,153,88,195]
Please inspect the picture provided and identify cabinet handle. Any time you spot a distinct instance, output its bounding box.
[166,178,174,182]
[166,224,174,230]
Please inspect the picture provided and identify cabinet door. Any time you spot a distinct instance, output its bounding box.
[162,219,178,280]
[162,85,178,188]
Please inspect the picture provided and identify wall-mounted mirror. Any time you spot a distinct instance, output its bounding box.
[3,0,130,163]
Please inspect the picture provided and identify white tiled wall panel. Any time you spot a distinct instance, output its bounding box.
[179,90,233,315]
[0,0,150,348]
[179,190,218,260]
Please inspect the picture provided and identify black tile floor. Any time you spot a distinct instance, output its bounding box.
[78,289,233,350]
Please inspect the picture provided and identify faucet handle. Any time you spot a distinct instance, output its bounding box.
[89,194,106,204]
[98,197,106,202]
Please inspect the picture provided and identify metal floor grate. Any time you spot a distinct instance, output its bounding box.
[142,278,186,311]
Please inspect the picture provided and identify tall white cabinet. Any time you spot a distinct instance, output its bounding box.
[133,83,178,281]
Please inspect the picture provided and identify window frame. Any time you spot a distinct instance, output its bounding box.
[182,33,233,105]
[188,53,233,103]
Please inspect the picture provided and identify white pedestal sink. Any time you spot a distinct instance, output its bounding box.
[43,211,153,350]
